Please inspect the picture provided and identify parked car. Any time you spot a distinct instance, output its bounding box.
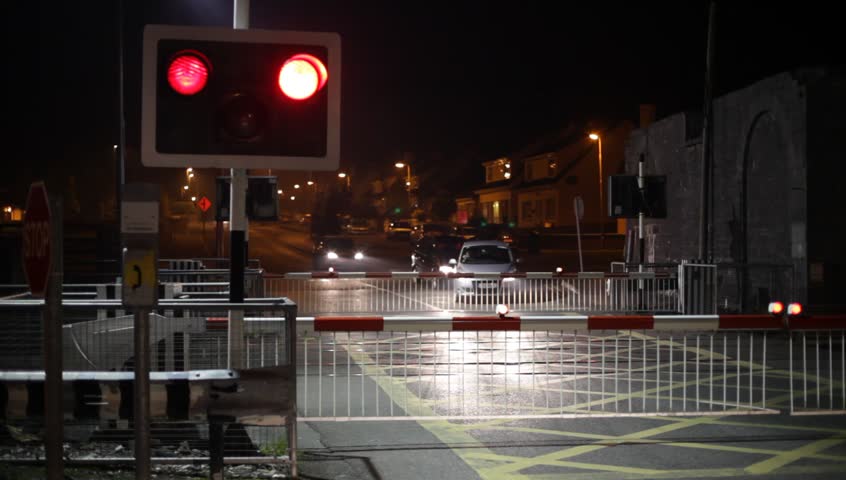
[344,217,372,234]
[453,224,479,240]
[312,235,367,271]
[411,234,465,274]
[409,222,454,243]
[386,220,413,240]
[474,224,516,246]
[453,240,520,301]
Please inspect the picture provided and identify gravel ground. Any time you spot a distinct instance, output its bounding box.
[0,441,290,479]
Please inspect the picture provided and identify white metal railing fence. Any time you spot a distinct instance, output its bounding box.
[790,328,846,414]
[265,272,681,316]
[294,314,845,420]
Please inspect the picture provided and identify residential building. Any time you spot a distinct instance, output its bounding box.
[470,121,634,230]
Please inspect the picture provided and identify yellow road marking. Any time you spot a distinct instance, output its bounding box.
[522,464,846,480]
[745,437,846,474]
[480,416,719,477]
[342,341,505,479]
[470,426,846,462]
[465,451,663,475]
[326,332,846,480]
[694,418,846,435]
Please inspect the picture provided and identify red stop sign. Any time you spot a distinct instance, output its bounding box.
[22,182,51,298]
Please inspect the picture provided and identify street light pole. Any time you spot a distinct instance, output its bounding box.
[589,133,604,246]
[395,162,412,209]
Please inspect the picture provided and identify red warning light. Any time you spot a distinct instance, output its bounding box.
[167,52,209,95]
[768,301,784,315]
[787,303,803,316]
[278,54,328,100]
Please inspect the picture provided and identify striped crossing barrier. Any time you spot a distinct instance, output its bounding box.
[291,313,846,334]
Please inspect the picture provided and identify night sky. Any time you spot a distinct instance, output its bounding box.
[10,0,844,207]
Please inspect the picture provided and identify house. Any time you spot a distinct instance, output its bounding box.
[475,157,515,224]
[470,120,635,230]
[623,68,845,313]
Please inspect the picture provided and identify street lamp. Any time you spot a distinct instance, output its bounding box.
[338,172,350,189]
[395,162,412,207]
[589,133,604,244]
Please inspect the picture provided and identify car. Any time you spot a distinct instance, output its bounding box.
[312,235,368,271]
[474,224,516,246]
[386,220,413,240]
[453,224,479,240]
[344,217,372,234]
[411,234,465,274]
[452,239,520,301]
[409,222,454,243]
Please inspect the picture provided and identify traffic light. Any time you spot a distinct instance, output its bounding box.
[607,175,667,218]
[141,25,341,171]
[215,176,279,221]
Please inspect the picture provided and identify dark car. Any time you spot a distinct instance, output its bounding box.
[453,224,479,240]
[386,220,413,240]
[312,236,367,271]
[411,234,465,274]
[475,224,516,246]
[409,222,455,243]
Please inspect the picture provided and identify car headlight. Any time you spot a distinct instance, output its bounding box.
[354,252,364,260]
[439,265,455,274]
[327,252,338,259]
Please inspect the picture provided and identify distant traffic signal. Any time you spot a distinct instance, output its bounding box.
[607,175,667,218]
[142,25,341,171]
[215,176,279,221]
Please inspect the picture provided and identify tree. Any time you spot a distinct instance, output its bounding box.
[384,178,411,218]
[430,191,457,222]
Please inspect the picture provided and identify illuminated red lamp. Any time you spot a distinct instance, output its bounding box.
[787,302,803,316]
[768,301,784,315]
[278,54,328,100]
[167,52,209,95]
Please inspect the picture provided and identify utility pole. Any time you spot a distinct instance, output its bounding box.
[638,154,646,271]
[698,1,716,262]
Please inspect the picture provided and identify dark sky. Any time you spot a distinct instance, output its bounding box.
[10,1,844,205]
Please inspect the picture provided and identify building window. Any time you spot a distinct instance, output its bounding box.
[492,201,501,224]
[545,198,556,220]
[486,166,493,183]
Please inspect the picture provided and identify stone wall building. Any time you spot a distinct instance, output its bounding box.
[624,68,845,313]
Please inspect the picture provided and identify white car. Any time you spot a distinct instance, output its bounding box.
[452,240,520,301]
